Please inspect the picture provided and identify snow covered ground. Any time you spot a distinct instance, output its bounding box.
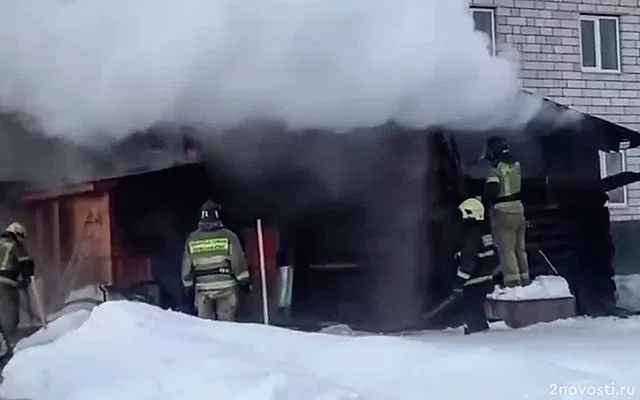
[2,301,639,400]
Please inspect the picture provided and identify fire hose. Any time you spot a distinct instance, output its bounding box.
[29,277,47,329]
[422,291,463,325]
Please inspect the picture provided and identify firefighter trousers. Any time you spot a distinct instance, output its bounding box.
[0,322,12,377]
[490,209,530,287]
[0,283,17,377]
[195,290,238,322]
[461,281,491,332]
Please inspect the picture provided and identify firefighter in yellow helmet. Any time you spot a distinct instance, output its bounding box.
[483,136,530,288]
[452,198,498,334]
[181,201,250,321]
[0,222,35,379]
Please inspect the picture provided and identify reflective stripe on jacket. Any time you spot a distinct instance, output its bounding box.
[486,161,523,213]
[456,224,498,287]
[0,236,33,281]
[181,227,249,296]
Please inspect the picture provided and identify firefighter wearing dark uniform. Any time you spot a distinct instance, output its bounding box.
[453,198,498,335]
[181,201,250,322]
[0,222,34,379]
[483,136,530,288]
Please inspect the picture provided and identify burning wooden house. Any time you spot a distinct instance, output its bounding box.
[6,97,640,332]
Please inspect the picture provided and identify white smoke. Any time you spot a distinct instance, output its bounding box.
[0,0,543,138]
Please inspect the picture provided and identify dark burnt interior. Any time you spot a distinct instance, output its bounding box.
[105,128,430,329]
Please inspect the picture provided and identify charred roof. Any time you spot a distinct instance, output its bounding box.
[6,92,640,189]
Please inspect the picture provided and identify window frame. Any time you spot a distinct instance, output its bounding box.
[579,14,622,73]
[470,7,496,56]
[599,150,628,207]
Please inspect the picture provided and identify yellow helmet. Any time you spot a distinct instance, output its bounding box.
[458,198,484,221]
[5,222,26,238]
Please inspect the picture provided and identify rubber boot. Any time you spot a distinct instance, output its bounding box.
[464,322,489,335]
[463,313,490,335]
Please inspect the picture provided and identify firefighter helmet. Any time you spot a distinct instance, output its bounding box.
[458,198,484,221]
[5,222,26,238]
[484,136,510,161]
[200,200,221,220]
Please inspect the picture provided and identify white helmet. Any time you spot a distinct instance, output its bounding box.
[5,222,26,238]
[458,198,485,221]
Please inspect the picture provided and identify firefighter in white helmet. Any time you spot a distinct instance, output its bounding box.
[453,198,498,334]
[0,222,34,379]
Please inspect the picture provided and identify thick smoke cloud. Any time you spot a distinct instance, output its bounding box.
[0,0,545,138]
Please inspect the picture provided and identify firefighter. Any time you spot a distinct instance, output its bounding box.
[181,201,250,322]
[0,222,34,378]
[453,198,498,335]
[483,136,530,288]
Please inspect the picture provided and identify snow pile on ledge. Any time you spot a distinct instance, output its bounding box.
[487,275,573,301]
[3,301,640,400]
[615,274,640,312]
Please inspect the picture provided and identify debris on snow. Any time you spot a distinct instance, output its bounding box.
[487,275,573,301]
[64,285,105,304]
[45,285,105,321]
[319,324,357,336]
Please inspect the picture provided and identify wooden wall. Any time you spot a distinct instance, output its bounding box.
[21,184,115,310]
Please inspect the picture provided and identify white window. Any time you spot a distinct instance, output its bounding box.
[599,151,627,206]
[471,8,496,56]
[579,15,621,72]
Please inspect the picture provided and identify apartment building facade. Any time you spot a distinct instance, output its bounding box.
[468,0,640,273]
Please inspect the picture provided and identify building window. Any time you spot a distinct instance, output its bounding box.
[471,8,496,56]
[599,151,627,206]
[579,15,621,72]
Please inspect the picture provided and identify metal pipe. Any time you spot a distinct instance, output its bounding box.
[257,219,270,325]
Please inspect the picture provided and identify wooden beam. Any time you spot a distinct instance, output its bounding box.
[93,179,118,193]
[35,206,44,267]
[52,200,61,270]
[20,183,95,202]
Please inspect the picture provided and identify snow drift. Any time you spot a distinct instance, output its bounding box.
[0,0,550,139]
[2,301,639,399]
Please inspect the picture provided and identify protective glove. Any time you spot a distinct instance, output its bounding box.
[184,286,194,303]
[240,282,252,294]
[20,260,35,280]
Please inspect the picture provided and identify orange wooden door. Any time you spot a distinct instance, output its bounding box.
[67,193,113,285]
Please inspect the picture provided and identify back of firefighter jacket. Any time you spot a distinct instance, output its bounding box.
[0,235,33,286]
[486,160,524,213]
[456,223,497,286]
[181,228,249,296]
